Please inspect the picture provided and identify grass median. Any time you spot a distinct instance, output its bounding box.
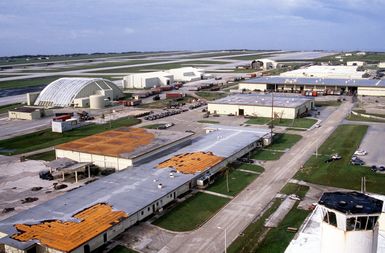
[246,117,316,128]
[207,164,263,196]
[252,134,302,161]
[0,117,140,155]
[152,192,229,232]
[195,91,228,101]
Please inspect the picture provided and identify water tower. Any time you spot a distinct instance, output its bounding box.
[318,191,383,253]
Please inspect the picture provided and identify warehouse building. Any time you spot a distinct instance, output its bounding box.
[251,58,279,70]
[239,76,385,96]
[347,61,366,67]
[166,67,204,82]
[0,126,270,253]
[55,127,194,170]
[34,78,124,108]
[280,65,368,79]
[208,94,314,119]
[123,72,174,89]
[8,107,53,120]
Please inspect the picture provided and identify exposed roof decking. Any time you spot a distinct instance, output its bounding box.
[12,203,127,252]
[242,76,385,88]
[157,151,224,174]
[56,128,193,159]
[209,94,313,108]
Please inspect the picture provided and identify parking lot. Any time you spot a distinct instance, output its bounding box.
[358,124,385,167]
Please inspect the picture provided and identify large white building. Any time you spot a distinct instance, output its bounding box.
[123,72,174,89]
[239,76,385,97]
[280,65,367,79]
[208,94,314,119]
[34,78,124,108]
[166,67,204,82]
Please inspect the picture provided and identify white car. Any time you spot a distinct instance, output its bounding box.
[354,149,368,156]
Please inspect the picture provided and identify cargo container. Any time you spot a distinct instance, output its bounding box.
[160,85,173,91]
[166,93,185,99]
[53,114,72,122]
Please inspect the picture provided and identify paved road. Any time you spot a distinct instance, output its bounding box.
[158,101,353,253]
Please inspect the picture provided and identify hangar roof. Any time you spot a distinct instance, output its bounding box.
[209,94,314,108]
[34,78,123,107]
[243,76,385,88]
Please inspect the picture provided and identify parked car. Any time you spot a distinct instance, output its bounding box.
[379,166,385,172]
[354,149,368,156]
[371,165,378,172]
[237,157,253,163]
[351,159,365,165]
[331,153,341,160]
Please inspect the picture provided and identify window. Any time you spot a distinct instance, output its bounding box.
[323,211,337,227]
[103,233,107,243]
[367,216,379,230]
[141,211,144,215]
[148,207,150,211]
[346,217,356,231]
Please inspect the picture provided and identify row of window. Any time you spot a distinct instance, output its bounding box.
[323,211,379,231]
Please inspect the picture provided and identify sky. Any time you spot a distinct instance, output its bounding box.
[0,0,385,56]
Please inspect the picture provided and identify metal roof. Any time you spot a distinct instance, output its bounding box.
[242,76,385,88]
[209,94,314,108]
[34,78,123,107]
[0,126,270,250]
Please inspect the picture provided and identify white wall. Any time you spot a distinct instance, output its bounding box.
[55,150,133,171]
[208,103,298,119]
[358,87,385,96]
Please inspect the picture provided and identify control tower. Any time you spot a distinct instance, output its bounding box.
[318,191,383,253]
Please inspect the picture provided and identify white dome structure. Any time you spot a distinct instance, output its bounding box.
[34,78,124,107]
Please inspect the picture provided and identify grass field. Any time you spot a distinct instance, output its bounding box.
[252,134,301,160]
[207,166,262,196]
[256,204,310,253]
[244,117,272,125]
[197,120,220,124]
[195,91,228,101]
[346,114,385,123]
[0,76,61,89]
[237,163,264,173]
[280,183,309,199]
[141,123,165,129]
[138,96,193,109]
[152,192,229,231]
[295,125,385,194]
[0,103,23,114]
[252,150,284,160]
[315,100,342,107]
[228,198,283,253]
[0,117,140,155]
[225,53,273,61]
[25,150,56,161]
[246,117,317,128]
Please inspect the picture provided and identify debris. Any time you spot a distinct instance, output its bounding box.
[2,207,15,213]
[54,184,67,190]
[31,187,43,191]
[21,197,39,204]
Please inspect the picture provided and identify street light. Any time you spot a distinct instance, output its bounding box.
[217,226,227,253]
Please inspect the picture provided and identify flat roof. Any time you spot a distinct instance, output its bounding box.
[242,76,385,88]
[318,191,383,215]
[0,125,270,251]
[56,128,192,159]
[9,107,39,113]
[209,94,313,108]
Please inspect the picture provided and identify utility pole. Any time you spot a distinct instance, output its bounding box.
[226,169,229,193]
[270,92,274,137]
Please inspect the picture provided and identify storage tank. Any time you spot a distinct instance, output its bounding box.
[89,94,105,109]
